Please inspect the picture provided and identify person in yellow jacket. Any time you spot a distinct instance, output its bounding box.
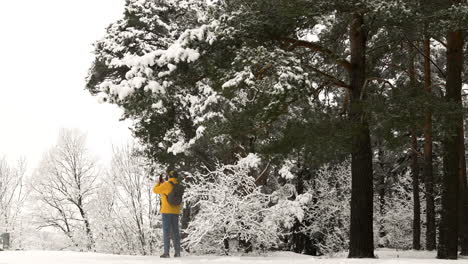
[153,170,181,258]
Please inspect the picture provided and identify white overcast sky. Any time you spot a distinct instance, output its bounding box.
[0,0,132,168]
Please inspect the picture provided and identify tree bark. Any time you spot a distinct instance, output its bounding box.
[77,197,94,251]
[411,132,421,250]
[376,145,387,247]
[348,12,375,258]
[422,35,437,251]
[459,125,468,255]
[408,38,421,250]
[437,29,463,260]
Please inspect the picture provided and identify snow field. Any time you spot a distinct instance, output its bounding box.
[0,250,467,264]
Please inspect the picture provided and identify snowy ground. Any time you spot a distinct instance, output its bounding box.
[0,249,468,264]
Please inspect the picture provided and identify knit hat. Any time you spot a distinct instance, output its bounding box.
[168,170,177,178]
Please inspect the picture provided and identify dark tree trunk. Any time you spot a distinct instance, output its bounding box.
[411,132,421,250]
[408,38,421,250]
[77,197,94,251]
[348,12,375,258]
[135,212,147,255]
[459,119,468,255]
[376,145,387,247]
[423,35,437,251]
[437,29,463,260]
[181,206,191,236]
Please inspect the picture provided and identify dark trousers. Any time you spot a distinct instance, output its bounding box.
[162,213,181,254]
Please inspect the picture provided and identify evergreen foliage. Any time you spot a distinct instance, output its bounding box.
[83,0,468,258]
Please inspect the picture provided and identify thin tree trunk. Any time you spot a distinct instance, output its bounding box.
[77,198,94,251]
[437,29,463,260]
[348,12,375,258]
[135,213,147,255]
[459,117,468,255]
[131,191,147,255]
[411,131,421,250]
[377,146,387,246]
[423,35,437,251]
[408,38,421,250]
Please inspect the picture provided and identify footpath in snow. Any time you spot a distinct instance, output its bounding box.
[1,249,468,264]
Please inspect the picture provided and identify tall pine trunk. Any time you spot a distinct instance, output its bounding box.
[423,35,437,251]
[408,39,421,250]
[437,29,463,260]
[348,12,375,258]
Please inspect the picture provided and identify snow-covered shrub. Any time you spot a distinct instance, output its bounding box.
[267,186,311,230]
[183,158,354,255]
[277,160,423,254]
[292,161,420,254]
[298,161,351,255]
[375,171,421,250]
[183,154,281,254]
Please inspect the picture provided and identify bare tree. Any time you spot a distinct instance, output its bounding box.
[31,184,80,248]
[32,129,98,250]
[0,157,28,248]
[92,143,160,255]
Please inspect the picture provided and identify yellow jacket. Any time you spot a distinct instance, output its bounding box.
[153,177,181,214]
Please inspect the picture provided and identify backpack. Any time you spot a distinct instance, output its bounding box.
[167,181,185,206]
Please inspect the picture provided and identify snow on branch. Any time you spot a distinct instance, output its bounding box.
[104,20,219,102]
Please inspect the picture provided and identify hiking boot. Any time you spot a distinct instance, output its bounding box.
[174,253,181,258]
[160,253,170,258]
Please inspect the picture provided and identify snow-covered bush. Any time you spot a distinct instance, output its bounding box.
[184,158,352,255]
[272,159,423,255]
[183,154,282,254]
[288,161,419,254]
[375,171,421,250]
[267,185,311,230]
[298,161,351,255]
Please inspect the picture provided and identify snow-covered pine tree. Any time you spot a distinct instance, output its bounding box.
[85,0,468,258]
